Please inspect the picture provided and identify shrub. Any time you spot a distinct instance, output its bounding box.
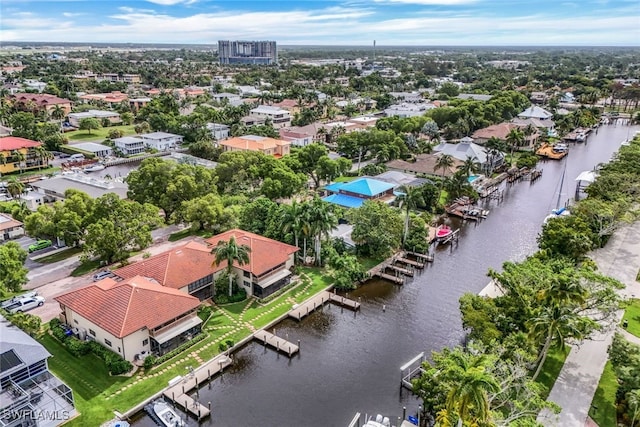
[197,305,212,322]
[106,357,132,375]
[66,337,91,356]
[143,355,157,370]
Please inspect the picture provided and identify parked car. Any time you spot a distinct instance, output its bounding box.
[4,296,45,313]
[93,270,113,282]
[28,239,52,253]
[0,291,39,309]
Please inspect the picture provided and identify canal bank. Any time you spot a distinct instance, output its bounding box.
[131,124,638,427]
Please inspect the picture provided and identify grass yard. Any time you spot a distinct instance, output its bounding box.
[588,360,618,427]
[70,260,101,277]
[535,346,571,399]
[621,298,640,338]
[333,176,357,183]
[66,125,136,142]
[36,247,82,264]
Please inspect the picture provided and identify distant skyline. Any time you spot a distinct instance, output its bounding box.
[1,0,639,46]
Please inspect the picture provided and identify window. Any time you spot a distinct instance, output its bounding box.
[104,339,112,347]
[143,339,149,346]
[243,271,251,278]
[89,329,96,336]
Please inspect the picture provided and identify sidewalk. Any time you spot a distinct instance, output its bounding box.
[537,221,640,427]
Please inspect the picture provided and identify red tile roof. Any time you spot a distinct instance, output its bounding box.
[11,93,72,106]
[206,229,298,276]
[0,136,41,151]
[471,123,519,140]
[54,276,200,338]
[114,241,214,290]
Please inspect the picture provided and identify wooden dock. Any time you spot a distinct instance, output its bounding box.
[373,270,405,284]
[163,353,233,420]
[405,251,434,263]
[387,264,414,276]
[395,256,425,269]
[254,330,299,357]
[288,291,360,321]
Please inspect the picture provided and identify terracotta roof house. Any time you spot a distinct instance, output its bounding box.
[10,93,72,116]
[322,177,396,208]
[205,230,298,298]
[471,123,539,148]
[55,275,201,362]
[0,136,48,175]
[386,153,463,177]
[114,230,298,300]
[220,135,291,158]
[79,91,128,104]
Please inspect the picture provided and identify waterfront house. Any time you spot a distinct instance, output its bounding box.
[433,139,505,173]
[0,136,49,175]
[518,106,553,121]
[55,276,202,362]
[220,135,291,157]
[113,136,145,156]
[67,110,121,127]
[322,177,396,208]
[71,142,113,158]
[0,315,76,427]
[386,153,463,177]
[139,132,183,151]
[471,123,539,148]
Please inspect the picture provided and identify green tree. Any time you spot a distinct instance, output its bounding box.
[435,154,455,177]
[0,242,29,295]
[120,112,134,125]
[349,200,403,258]
[506,128,524,164]
[397,185,424,248]
[78,117,101,134]
[10,151,26,174]
[6,177,24,199]
[457,156,480,178]
[211,236,251,297]
[305,197,338,266]
[9,312,41,336]
[179,193,230,232]
[278,200,306,251]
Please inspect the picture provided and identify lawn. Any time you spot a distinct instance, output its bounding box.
[70,260,102,277]
[36,247,82,264]
[535,346,570,399]
[66,125,136,142]
[621,298,640,338]
[589,360,618,427]
[333,176,357,183]
[168,228,213,242]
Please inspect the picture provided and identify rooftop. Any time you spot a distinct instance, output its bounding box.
[31,174,128,199]
[0,136,41,151]
[322,193,366,209]
[55,276,200,338]
[140,132,183,140]
[0,213,23,231]
[221,135,290,152]
[518,106,553,120]
[1,315,51,378]
[72,142,113,153]
[325,177,395,197]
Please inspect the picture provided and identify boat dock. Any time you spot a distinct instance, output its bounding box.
[288,290,361,321]
[445,200,489,221]
[400,352,427,391]
[253,330,299,357]
[395,255,425,269]
[536,143,568,159]
[163,353,233,420]
[405,251,434,263]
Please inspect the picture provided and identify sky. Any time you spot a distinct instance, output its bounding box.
[0,0,639,46]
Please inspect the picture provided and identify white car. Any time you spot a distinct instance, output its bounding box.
[4,296,45,313]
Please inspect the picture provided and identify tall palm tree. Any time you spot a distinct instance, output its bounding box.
[445,353,500,427]
[627,389,640,427]
[279,200,305,253]
[32,146,52,170]
[211,236,252,297]
[397,185,424,248]
[6,177,24,200]
[306,197,338,266]
[506,128,524,165]
[528,305,591,381]
[50,104,65,121]
[434,154,455,178]
[457,156,480,178]
[11,150,26,174]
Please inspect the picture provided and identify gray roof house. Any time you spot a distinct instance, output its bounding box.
[30,173,128,200]
[518,106,553,120]
[433,139,504,172]
[0,315,76,427]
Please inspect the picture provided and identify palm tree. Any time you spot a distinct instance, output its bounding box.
[50,104,65,121]
[397,185,424,248]
[457,156,480,178]
[434,154,455,178]
[306,197,338,266]
[32,146,52,169]
[279,200,305,253]
[11,150,26,174]
[528,305,591,381]
[6,177,24,200]
[445,353,500,427]
[211,236,252,297]
[506,128,524,165]
[627,389,640,427]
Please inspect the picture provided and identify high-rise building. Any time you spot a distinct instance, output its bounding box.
[218,40,277,65]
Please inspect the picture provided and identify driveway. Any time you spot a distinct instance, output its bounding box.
[27,225,194,323]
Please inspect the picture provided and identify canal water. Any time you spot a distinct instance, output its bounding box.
[132,124,638,427]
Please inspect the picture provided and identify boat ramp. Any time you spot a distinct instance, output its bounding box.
[288,290,361,321]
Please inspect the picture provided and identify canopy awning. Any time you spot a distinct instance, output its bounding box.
[575,170,598,184]
[152,315,202,344]
[256,269,291,289]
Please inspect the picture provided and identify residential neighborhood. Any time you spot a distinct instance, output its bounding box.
[0,36,639,427]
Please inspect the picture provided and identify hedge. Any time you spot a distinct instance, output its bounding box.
[59,144,96,159]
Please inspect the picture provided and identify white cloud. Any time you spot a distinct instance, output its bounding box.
[62,12,85,18]
[374,0,478,4]
[145,0,197,5]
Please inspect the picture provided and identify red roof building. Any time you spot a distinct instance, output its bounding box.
[0,136,45,175]
[10,93,73,115]
[55,275,201,361]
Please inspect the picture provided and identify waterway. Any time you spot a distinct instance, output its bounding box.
[132,124,638,427]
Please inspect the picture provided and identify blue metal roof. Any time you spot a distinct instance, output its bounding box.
[322,194,365,209]
[324,182,346,193]
[338,178,395,197]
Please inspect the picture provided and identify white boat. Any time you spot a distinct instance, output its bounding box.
[84,163,106,172]
[576,133,586,142]
[153,401,186,427]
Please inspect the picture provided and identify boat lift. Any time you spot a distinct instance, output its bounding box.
[400,352,427,391]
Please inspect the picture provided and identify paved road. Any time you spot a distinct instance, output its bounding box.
[538,221,640,427]
[25,225,190,322]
